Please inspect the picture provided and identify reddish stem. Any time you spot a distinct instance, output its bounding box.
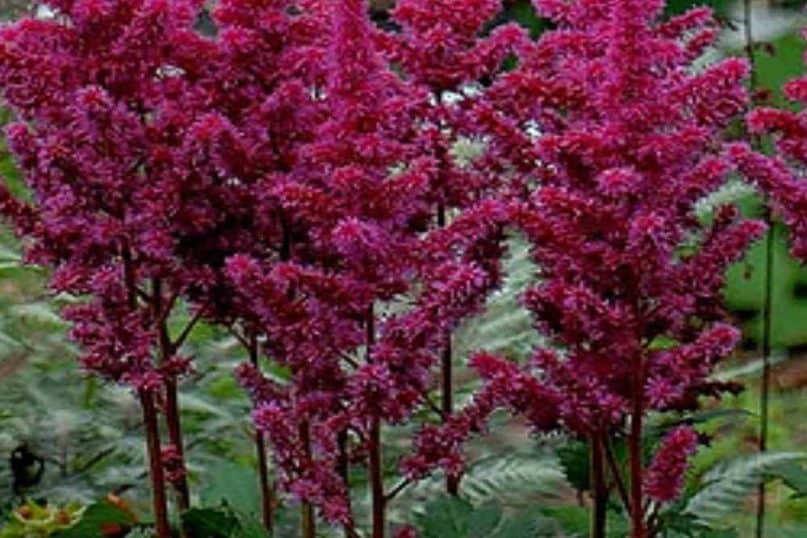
[141,389,171,538]
[591,434,608,538]
[248,334,275,535]
[369,418,385,538]
[299,421,316,538]
[441,337,460,495]
[153,279,191,516]
[603,436,631,515]
[366,305,385,538]
[435,202,459,496]
[337,430,353,538]
[629,353,646,538]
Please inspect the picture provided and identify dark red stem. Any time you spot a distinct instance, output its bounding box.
[248,333,275,535]
[152,279,191,517]
[122,249,169,537]
[435,200,459,496]
[366,304,385,538]
[299,421,316,538]
[441,337,459,495]
[591,434,608,538]
[337,430,353,538]
[629,353,646,538]
[141,389,171,538]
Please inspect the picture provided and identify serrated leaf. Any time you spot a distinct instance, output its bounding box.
[556,440,590,493]
[684,452,807,527]
[492,511,559,538]
[53,500,133,538]
[0,330,24,350]
[10,302,65,328]
[766,459,807,497]
[467,501,502,538]
[201,461,261,518]
[416,496,474,538]
[182,507,240,538]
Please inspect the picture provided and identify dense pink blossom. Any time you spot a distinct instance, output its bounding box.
[0,0,225,531]
[404,1,764,525]
[0,0,218,388]
[221,0,507,528]
[644,426,699,503]
[511,0,760,429]
[394,527,418,538]
[401,351,560,481]
[728,27,807,261]
[0,1,787,536]
[160,444,187,485]
[385,0,526,92]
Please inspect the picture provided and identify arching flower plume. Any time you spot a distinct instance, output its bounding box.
[405,3,764,533]
[0,0,222,531]
[729,28,807,262]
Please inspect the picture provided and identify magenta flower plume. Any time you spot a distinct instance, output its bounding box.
[220,0,507,529]
[644,426,699,503]
[0,0,222,532]
[406,2,764,530]
[0,0,217,390]
[515,0,760,434]
[385,0,526,93]
[727,28,807,261]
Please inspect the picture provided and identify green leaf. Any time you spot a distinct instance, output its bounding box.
[538,506,589,536]
[467,501,502,538]
[684,452,807,528]
[231,512,269,538]
[491,511,559,538]
[416,496,474,538]
[766,459,807,497]
[414,497,554,538]
[557,440,590,493]
[53,500,133,538]
[459,448,569,507]
[182,507,240,538]
[200,461,261,518]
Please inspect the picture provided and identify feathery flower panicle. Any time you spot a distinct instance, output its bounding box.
[406,1,763,525]
[221,0,510,529]
[0,0,221,532]
[729,27,807,261]
[644,426,699,503]
[379,0,523,496]
[386,0,526,93]
[383,0,529,208]
[0,0,219,388]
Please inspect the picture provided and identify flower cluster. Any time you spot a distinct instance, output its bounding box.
[644,426,699,503]
[0,0,232,530]
[405,1,764,531]
[221,0,508,530]
[729,29,807,261]
[0,0,229,389]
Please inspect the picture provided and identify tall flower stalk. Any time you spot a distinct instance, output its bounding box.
[0,1,221,534]
[383,0,526,496]
[227,3,508,535]
[740,2,774,533]
[406,2,763,537]
[171,1,333,532]
[729,23,807,535]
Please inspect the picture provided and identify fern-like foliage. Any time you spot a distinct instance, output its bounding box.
[393,444,571,519]
[454,236,540,364]
[684,451,807,528]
